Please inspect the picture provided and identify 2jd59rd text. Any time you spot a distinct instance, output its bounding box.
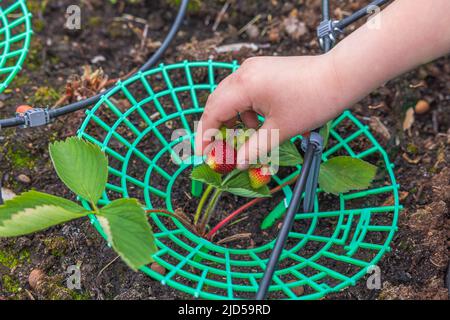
[178,304,271,318]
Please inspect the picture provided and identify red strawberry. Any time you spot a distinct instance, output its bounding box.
[248,165,272,189]
[205,141,237,174]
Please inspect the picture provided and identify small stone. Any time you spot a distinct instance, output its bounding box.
[246,24,260,40]
[414,100,430,114]
[268,28,280,43]
[1,188,16,200]
[17,174,31,184]
[150,262,166,276]
[283,16,307,40]
[29,269,46,290]
[91,55,106,64]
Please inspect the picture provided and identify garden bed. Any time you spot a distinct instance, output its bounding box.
[0,0,448,300]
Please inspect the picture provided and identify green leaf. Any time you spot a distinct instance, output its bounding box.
[261,200,287,230]
[98,198,157,270]
[49,137,108,204]
[224,171,271,198]
[319,156,377,195]
[274,141,303,166]
[193,246,209,264]
[191,164,223,188]
[0,191,88,237]
[319,121,333,149]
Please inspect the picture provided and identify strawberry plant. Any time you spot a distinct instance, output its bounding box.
[0,137,157,271]
[195,122,379,240]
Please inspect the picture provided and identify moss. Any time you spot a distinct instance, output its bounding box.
[1,275,21,294]
[43,236,68,257]
[25,38,44,71]
[31,86,61,106]
[70,290,91,300]
[166,0,202,12]
[45,284,73,300]
[406,143,419,155]
[27,0,48,15]
[0,248,31,269]
[33,19,46,33]
[0,250,19,269]
[11,74,30,88]
[6,145,35,170]
[88,16,102,27]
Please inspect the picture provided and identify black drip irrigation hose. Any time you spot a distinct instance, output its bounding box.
[255,0,392,300]
[335,0,390,30]
[255,143,316,300]
[0,0,189,204]
[0,0,189,128]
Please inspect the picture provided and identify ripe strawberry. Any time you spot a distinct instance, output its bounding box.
[248,165,272,189]
[205,140,237,174]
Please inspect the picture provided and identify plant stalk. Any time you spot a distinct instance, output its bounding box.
[146,209,198,235]
[198,188,222,234]
[193,184,213,224]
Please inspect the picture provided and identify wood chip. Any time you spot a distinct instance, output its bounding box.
[216,233,252,245]
[403,107,415,132]
[383,191,409,206]
[369,116,391,140]
[402,153,421,164]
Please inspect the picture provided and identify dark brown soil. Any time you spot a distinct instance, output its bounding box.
[0,0,449,300]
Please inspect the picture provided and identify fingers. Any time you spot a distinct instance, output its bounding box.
[236,119,285,170]
[195,72,252,156]
[239,110,259,129]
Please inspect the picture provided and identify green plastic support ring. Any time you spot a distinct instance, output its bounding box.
[0,0,32,93]
[77,61,400,300]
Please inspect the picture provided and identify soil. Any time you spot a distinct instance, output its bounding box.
[0,0,449,300]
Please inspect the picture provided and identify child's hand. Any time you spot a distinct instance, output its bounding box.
[195,55,345,169]
[195,0,450,170]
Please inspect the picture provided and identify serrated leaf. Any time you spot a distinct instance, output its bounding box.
[191,164,223,188]
[49,137,108,204]
[98,198,157,270]
[319,156,377,195]
[274,141,303,167]
[227,186,271,198]
[0,191,88,237]
[224,171,271,198]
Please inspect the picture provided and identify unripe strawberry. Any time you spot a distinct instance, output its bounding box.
[248,165,272,189]
[205,140,237,174]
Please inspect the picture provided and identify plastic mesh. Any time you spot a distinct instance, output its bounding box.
[0,0,32,93]
[77,61,400,300]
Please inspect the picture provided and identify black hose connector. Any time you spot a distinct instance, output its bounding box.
[0,0,190,129]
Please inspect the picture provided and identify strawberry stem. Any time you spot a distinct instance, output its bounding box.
[193,184,213,225]
[206,173,300,240]
[198,188,222,234]
[146,209,198,235]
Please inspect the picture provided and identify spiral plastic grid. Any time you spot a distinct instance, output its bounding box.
[77,61,400,300]
[0,0,32,93]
